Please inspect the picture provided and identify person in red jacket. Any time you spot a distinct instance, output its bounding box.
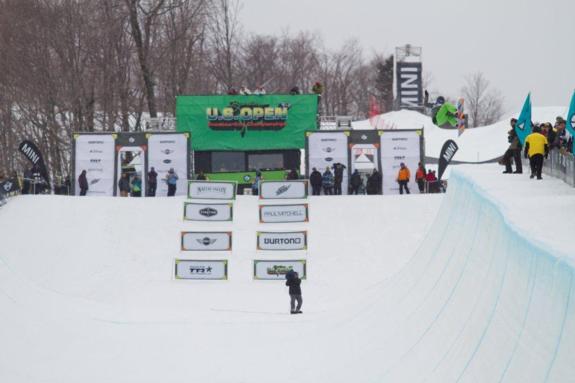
[415,162,426,193]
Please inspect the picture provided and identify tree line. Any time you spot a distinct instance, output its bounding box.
[0,0,501,181]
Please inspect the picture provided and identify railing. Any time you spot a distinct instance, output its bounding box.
[542,150,575,187]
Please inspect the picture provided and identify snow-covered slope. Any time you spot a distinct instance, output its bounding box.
[0,165,574,382]
[353,107,568,163]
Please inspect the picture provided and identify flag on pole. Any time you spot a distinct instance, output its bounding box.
[515,93,532,146]
[566,90,575,154]
[368,95,381,128]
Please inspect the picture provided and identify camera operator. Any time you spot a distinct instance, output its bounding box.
[502,118,522,174]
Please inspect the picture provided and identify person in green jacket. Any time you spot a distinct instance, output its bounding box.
[130,174,142,197]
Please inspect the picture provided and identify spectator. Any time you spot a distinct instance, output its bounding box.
[118,173,130,197]
[366,169,381,195]
[239,86,251,95]
[415,162,426,193]
[130,174,142,197]
[350,169,362,195]
[502,118,523,174]
[289,86,301,95]
[251,170,262,196]
[552,117,567,150]
[165,168,179,196]
[227,87,238,95]
[78,170,89,196]
[286,169,299,180]
[253,85,266,95]
[332,163,346,195]
[524,125,549,180]
[309,167,322,196]
[322,167,334,195]
[311,82,323,95]
[148,167,158,196]
[396,163,411,195]
[196,170,207,181]
[426,170,438,193]
[285,271,303,314]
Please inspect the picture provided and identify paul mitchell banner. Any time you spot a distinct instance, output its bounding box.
[437,140,459,181]
[181,232,232,251]
[18,140,50,187]
[74,134,116,196]
[306,132,349,195]
[396,62,423,109]
[184,202,233,222]
[257,231,307,251]
[259,204,308,223]
[259,180,308,200]
[254,260,307,280]
[380,130,422,195]
[147,133,189,197]
[175,259,228,280]
[188,181,236,200]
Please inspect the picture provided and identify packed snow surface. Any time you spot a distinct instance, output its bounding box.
[353,107,568,163]
[0,164,574,382]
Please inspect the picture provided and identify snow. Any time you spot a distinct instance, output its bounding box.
[353,107,568,163]
[0,165,574,382]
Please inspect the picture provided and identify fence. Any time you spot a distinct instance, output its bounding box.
[542,150,575,187]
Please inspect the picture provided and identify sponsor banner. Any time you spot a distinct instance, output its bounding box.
[307,132,349,194]
[184,202,233,222]
[259,180,308,200]
[380,131,421,195]
[257,231,307,251]
[74,134,116,196]
[0,178,19,194]
[396,62,423,109]
[147,133,189,197]
[254,260,307,280]
[177,94,318,151]
[259,204,308,223]
[437,140,459,181]
[351,144,378,172]
[18,140,51,187]
[188,181,237,200]
[175,259,228,280]
[181,232,232,251]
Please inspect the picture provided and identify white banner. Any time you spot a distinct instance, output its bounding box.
[147,133,188,196]
[259,204,308,223]
[181,232,232,251]
[257,231,307,251]
[307,132,349,195]
[175,259,228,280]
[254,260,307,280]
[184,202,233,221]
[188,181,236,200]
[259,181,308,200]
[380,131,421,195]
[74,134,116,196]
[351,144,379,172]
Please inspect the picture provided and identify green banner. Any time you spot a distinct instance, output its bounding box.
[176,94,318,151]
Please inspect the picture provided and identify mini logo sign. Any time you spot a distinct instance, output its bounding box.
[322,147,335,153]
[198,237,217,246]
[257,231,307,250]
[162,149,174,155]
[181,232,232,251]
[200,208,217,217]
[163,159,172,164]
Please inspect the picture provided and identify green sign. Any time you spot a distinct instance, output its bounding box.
[176,95,318,151]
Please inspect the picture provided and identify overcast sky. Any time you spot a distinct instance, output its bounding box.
[239,0,574,113]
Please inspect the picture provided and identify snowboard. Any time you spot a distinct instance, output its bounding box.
[456,98,465,136]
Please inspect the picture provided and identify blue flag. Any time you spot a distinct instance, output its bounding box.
[567,90,575,154]
[515,94,532,145]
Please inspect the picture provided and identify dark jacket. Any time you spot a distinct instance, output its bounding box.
[350,171,362,187]
[332,163,346,182]
[286,277,302,295]
[310,170,323,187]
[118,177,130,192]
[148,170,158,184]
[78,173,88,190]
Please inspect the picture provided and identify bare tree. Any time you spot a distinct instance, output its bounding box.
[462,72,505,127]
